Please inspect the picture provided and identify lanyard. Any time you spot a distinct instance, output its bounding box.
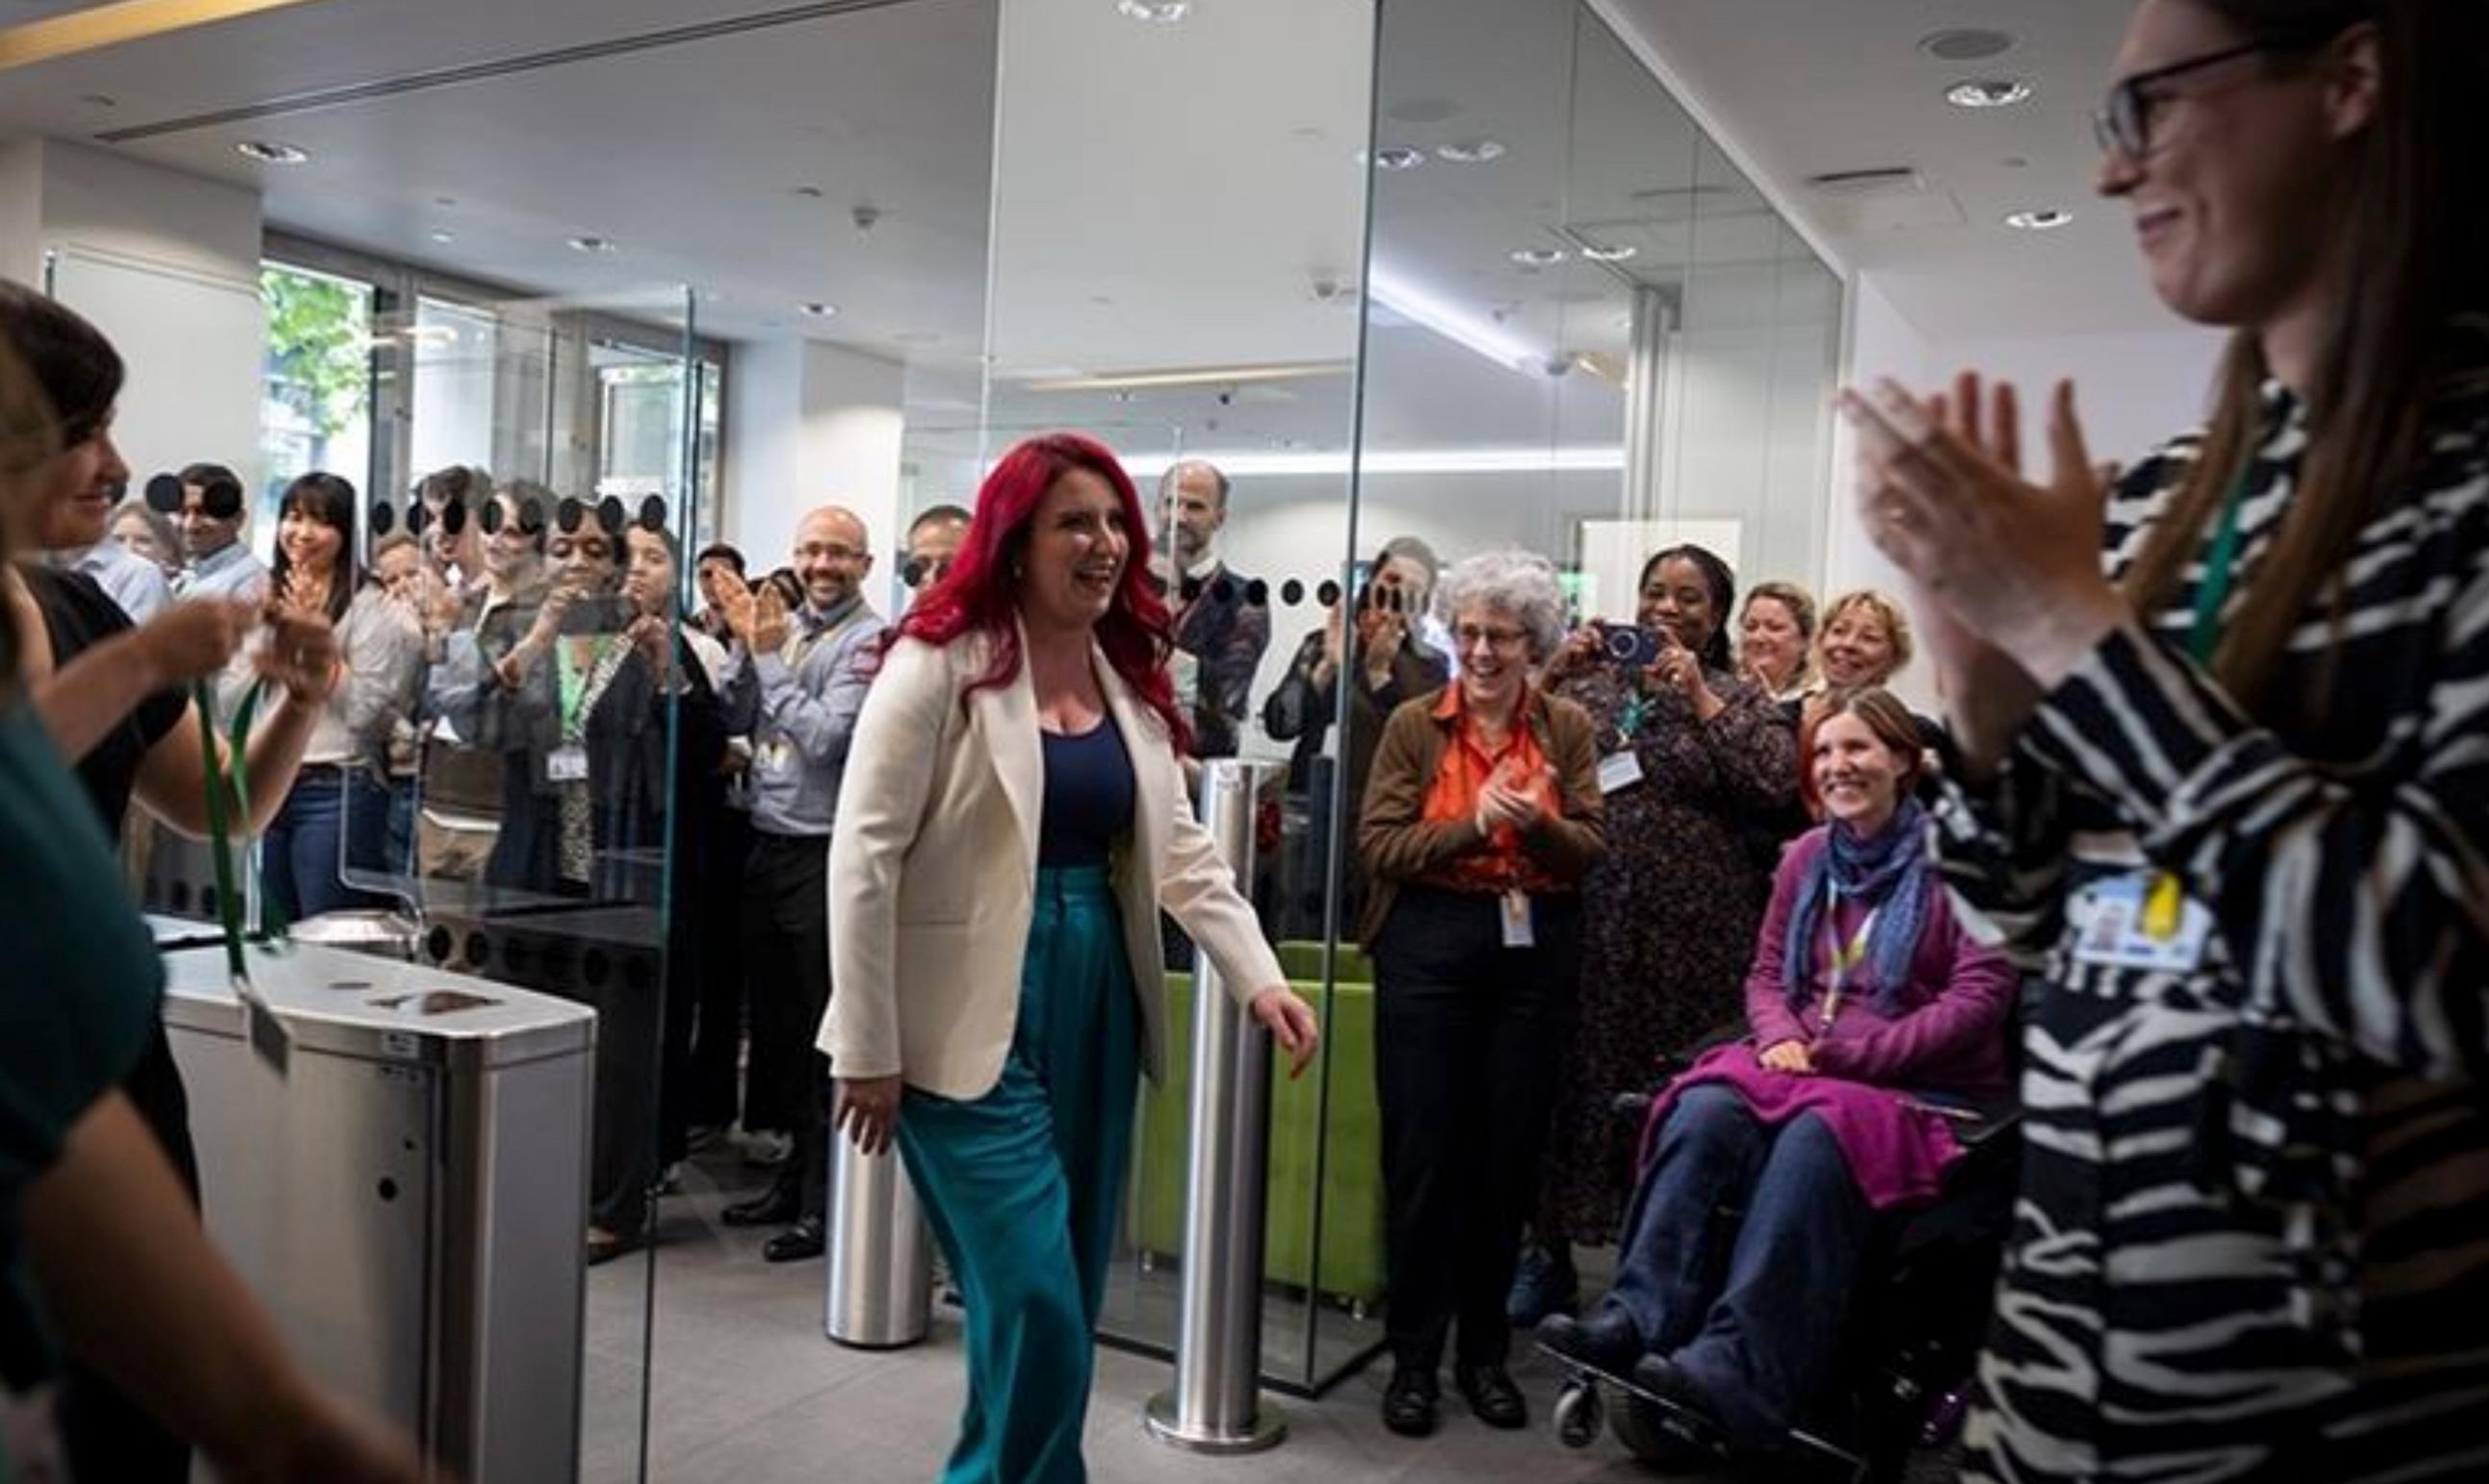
[1818,888,1878,1030]
[192,678,292,1072]
[2149,469,2258,939]
[1614,690,1656,749]
[2187,469,2256,666]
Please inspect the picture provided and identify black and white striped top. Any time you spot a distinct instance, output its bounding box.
[1938,328,2489,1477]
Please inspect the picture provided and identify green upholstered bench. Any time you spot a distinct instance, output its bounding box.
[1132,971,1384,1308]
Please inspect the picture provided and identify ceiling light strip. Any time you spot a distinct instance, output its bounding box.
[0,0,331,71]
[1020,362,1352,392]
[88,0,913,140]
[1121,447,1624,479]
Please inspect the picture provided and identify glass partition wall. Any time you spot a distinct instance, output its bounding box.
[56,0,1837,1470]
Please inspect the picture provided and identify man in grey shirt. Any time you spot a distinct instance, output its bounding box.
[714,505,885,1261]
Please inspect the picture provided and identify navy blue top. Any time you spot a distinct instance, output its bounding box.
[1037,718,1135,867]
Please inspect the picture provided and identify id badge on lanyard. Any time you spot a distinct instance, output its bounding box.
[1820,890,1877,1029]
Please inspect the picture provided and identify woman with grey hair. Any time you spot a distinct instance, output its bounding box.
[109,496,182,581]
[1357,548,1605,1437]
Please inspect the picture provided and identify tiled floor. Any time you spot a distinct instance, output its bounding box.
[581,1150,1938,1483]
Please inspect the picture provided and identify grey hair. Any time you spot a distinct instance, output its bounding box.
[109,494,182,572]
[1432,548,1567,661]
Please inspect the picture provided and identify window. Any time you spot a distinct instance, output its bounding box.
[259,261,376,525]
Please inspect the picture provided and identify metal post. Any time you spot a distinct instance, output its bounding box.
[1145,758,1287,1453]
[824,1136,933,1349]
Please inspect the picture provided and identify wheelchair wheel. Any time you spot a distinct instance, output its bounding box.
[1612,1391,1724,1473]
[1554,1380,1603,1448]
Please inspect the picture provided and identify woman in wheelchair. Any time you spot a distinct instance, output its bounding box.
[1541,686,2014,1453]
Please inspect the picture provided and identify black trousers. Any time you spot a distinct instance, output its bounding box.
[60,1025,198,1483]
[742,830,832,1218]
[1373,885,1581,1373]
[684,805,753,1132]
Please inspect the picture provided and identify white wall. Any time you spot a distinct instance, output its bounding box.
[721,337,907,602]
[4,139,266,512]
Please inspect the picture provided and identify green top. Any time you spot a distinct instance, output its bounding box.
[0,700,161,1391]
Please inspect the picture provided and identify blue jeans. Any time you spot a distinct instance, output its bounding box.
[262,767,389,922]
[1602,1083,1872,1447]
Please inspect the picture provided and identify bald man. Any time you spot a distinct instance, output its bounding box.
[1160,459,1268,758]
[714,506,886,1260]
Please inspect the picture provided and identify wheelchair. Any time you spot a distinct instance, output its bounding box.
[1544,1030,2022,1482]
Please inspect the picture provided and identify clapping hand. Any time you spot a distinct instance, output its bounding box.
[750,581,792,655]
[256,606,341,704]
[135,599,256,687]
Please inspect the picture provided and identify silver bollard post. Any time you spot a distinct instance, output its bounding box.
[824,1135,934,1349]
[1145,758,1287,1454]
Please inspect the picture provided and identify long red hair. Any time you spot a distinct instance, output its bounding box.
[894,432,1190,753]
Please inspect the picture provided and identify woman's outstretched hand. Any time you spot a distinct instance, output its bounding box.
[834,1075,904,1156]
[1250,987,1321,1077]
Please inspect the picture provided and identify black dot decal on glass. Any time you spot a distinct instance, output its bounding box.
[463,932,489,969]
[440,498,467,536]
[370,501,395,536]
[638,495,668,532]
[1211,578,1235,604]
[1180,578,1204,604]
[1282,579,1305,607]
[144,473,183,513]
[480,499,504,535]
[557,498,585,533]
[426,927,453,963]
[1317,580,1342,607]
[583,949,611,988]
[1244,579,1269,606]
[520,496,547,534]
[408,501,431,536]
[596,497,626,536]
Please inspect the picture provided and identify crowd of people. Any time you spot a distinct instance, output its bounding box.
[0,3,2484,1483]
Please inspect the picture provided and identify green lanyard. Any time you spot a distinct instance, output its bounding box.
[193,678,292,1071]
[2187,470,2256,666]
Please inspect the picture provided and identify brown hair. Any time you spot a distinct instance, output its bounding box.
[2119,1,2489,717]
[1797,686,1923,815]
[0,339,62,704]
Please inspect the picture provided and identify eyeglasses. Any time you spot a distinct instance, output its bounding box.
[2093,38,2316,159]
[902,556,953,589]
[1453,623,1529,654]
[795,542,867,564]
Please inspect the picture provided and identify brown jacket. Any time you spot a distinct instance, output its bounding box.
[1356,685,1606,946]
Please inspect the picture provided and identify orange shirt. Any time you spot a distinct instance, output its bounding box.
[1415,682,1574,897]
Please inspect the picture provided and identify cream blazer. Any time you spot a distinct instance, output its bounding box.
[819,629,1288,1101]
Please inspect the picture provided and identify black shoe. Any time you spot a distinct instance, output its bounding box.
[1455,1363,1528,1430]
[1381,1366,1439,1437]
[762,1213,826,1263]
[721,1185,800,1228]
[1539,1307,1642,1375]
[1506,1245,1579,1326]
[1630,1353,1726,1434]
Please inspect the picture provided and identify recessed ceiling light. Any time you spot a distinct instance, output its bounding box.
[2004,208,2075,231]
[428,229,456,244]
[1579,243,1638,263]
[790,185,825,199]
[1509,247,1567,267]
[799,302,837,317]
[1371,146,1426,171]
[1435,138,1506,164]
[236,140,308,164]
[1947,78,2032,109]
[1921,28,2015,62]
[79,93,116,109]
[1115,0,1189,22]
[567,235,619,255]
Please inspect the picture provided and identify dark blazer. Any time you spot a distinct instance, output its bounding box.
[1173,562,1270,758]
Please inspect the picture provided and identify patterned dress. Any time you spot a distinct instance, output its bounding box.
[1942,332,2489,1482]
[1540,661,1796,1243]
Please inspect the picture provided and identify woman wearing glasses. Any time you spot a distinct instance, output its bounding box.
[1843,3,2489,1479]
[1357,549,1605,1437]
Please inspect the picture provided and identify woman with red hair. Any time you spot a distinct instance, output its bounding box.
[824,433,1319,1484]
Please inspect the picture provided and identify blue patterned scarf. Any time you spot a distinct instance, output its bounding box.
[1781,797,1932,1014]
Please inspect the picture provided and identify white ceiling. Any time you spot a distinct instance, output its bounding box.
[0,0,2150,461]
[1604,0,2165,344]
